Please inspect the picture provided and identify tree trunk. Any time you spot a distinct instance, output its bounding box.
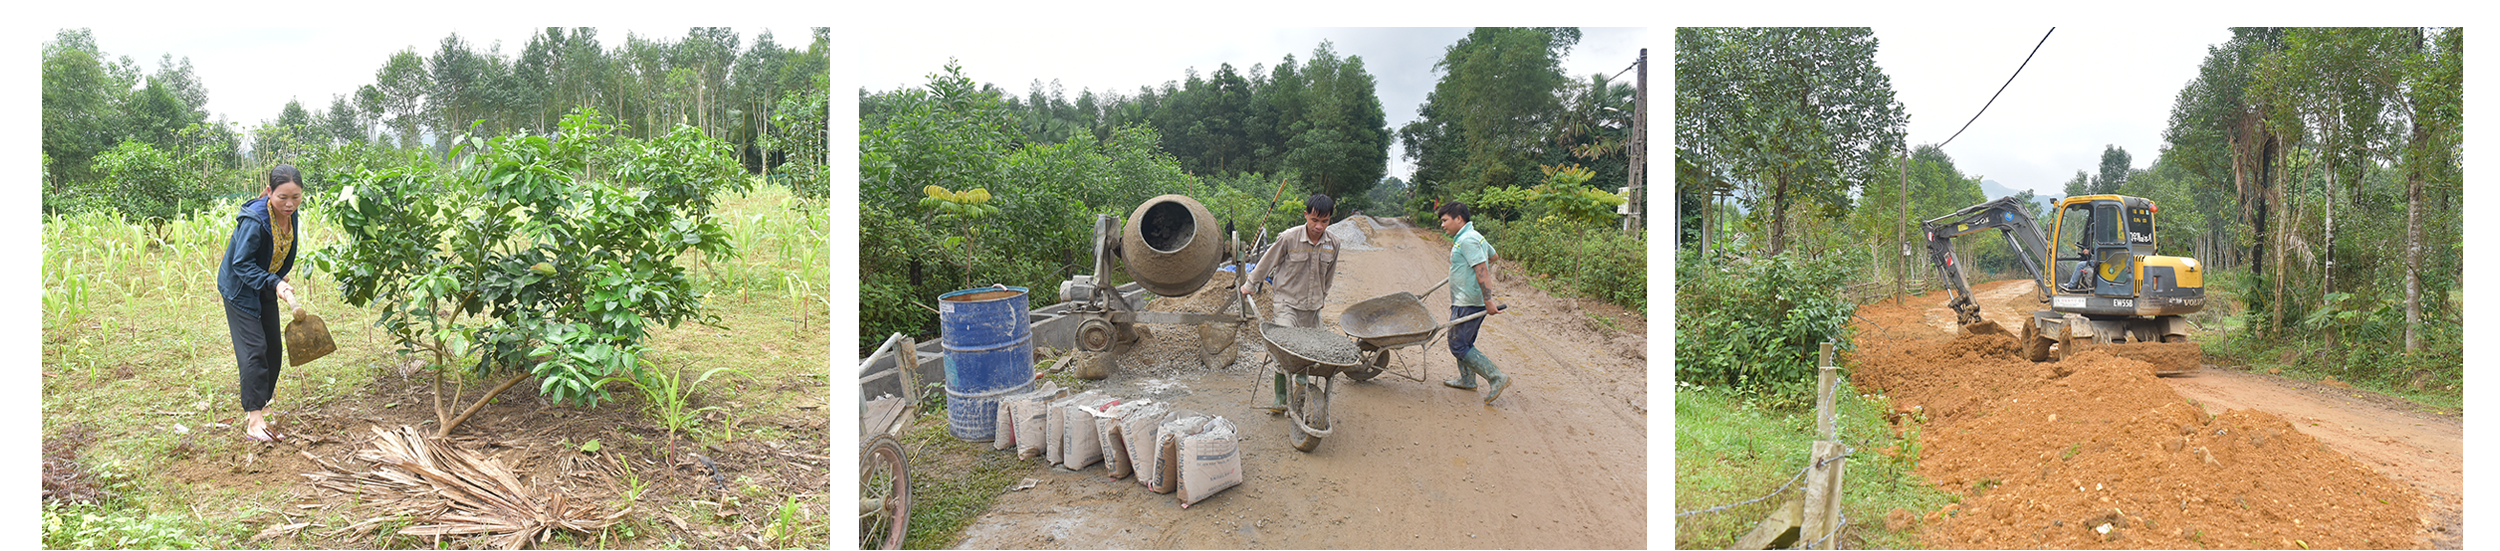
[2322,154,2334,301]
[436,372,533,438]
[431,360,452,429]
[2269,139,2288,336]
[2405,120,2428,355]
[1769,171,1791,255]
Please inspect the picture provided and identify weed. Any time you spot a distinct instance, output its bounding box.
[43,501,206,550]
[899,417,1030,548]
[1586,313,1622,333]
[617,458,650,504]
[2063,443,2082,460]
[607,359,748,440]
[763,494,811,548]
[1974,478,2002,496]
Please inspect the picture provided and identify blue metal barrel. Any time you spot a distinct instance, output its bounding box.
[938,286,1036,441]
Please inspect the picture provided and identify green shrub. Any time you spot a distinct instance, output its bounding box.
[1675,249,1855,408]
[1488,216,1645,312]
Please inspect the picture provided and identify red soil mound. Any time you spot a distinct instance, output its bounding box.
[1851,288,2426,549]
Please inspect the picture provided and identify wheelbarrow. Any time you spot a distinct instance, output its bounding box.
[1336,278,1491,383]
[1248,295,1363,452]
[857,333,920,550]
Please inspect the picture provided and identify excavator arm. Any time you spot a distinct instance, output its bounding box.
[1920,196,2055,326]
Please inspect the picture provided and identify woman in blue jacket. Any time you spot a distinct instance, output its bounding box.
[217,166,304,442]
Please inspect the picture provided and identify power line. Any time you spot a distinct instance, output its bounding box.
[1939,28,2054,148]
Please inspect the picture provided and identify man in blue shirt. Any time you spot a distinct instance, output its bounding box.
[1436,202,1510,404]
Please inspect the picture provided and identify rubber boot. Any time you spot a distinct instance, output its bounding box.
[1463,349,1510,404]
[1441,352,1480,390]
[1258,372,1289,413]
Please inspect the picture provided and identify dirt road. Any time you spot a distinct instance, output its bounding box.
[952,217,1648,549]
[1862,279,2457,548]
[2163,355,2465,547]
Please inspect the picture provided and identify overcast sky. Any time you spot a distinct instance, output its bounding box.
[59,26,795,132]
[1873,27,2235,197]
[850,27,1651,183]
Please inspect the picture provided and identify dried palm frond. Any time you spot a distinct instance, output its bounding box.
[303,426,624,550]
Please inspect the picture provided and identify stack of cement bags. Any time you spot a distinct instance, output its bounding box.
[985,389,1244,507]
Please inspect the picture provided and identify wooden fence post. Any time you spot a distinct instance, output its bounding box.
[1801,341,1845,549]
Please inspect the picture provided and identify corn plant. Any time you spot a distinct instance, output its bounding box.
[763,494,811,548]
[603,358,747,440]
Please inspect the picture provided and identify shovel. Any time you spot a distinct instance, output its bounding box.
[283,295,337,367]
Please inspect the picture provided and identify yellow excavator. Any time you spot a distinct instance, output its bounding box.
[1921,194,2206,374]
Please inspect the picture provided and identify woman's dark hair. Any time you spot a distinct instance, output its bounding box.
[1436,201,1470,222]
[267,165,305,192]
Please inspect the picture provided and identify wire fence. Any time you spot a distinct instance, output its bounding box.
[1674,340,1866,549]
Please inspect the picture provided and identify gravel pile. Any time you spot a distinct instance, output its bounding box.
[1261,324,1361,365]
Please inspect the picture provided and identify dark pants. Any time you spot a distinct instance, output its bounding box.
[1448,305,1487,357]
[225,294,283,412]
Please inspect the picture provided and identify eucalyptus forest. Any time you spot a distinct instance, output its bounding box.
[43,27,831,220]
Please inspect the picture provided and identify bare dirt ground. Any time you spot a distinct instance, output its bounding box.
[1851,280,2450,548]
[157,359,830,549]
[952,216,1647,549]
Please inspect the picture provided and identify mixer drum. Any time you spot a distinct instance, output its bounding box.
[1120,194,1222,297]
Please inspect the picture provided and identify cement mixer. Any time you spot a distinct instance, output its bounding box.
[1052,195,1258,375]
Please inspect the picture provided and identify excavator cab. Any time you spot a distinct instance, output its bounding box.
[2041,195,2204,317]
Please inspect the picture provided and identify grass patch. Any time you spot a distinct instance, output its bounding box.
[1676,379,1949,549]
[2204,337,2465,413]
[42,182,827,549]
[896,401,1030,549]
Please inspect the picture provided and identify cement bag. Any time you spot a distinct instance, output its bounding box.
[992,382,1060,452]
[1013,397,1052,459]
[1043,390,1104,466]
[1146,412,1214,494]
[1127,407,1187,490]
[1177,417,1243,506]
[1058,395,1121,470]
[1093,400,1161,479]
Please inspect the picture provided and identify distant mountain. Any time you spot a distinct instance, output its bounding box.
[1980,179,2057,213]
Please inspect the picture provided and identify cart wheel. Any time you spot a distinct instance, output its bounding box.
[1288,376,1330,452]
[1343,352,1388,382]
[860,435,910,550]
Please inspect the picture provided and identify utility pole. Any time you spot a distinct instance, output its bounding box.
[1625,48,1648,232]
[1896,150,1908,306]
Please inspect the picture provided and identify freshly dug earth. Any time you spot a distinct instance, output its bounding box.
[1853,282,2427,549]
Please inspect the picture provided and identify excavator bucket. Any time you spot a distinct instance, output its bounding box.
[1957,319,2011,338]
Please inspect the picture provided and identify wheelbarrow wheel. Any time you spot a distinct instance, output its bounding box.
[1342,351,1389,382]
[1288,375,1330,452]
[860,435,910,550]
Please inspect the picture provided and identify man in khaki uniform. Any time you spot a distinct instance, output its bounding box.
[1242,193,1339,412]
